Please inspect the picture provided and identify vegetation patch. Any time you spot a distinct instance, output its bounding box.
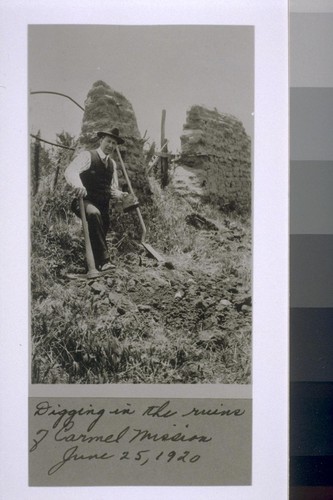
[31,145,251,384]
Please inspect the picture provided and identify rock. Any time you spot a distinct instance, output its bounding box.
[197,329,227,348]
[108,292,120,304]
[117,305,126,315]
[198,330,217,342]
[221,299,232,306]
[234,295,252,311]
[204,297,216,308]
[138,304,152,312]
[185,213,219,231]
[216,299,232,311]
[202,317,218,329]
[187,286,197,297]
[241,295,252,306]
[127,279,136,292]
[195,299,209,310]
[164,261,175,270]
[90,282,107,294]
[124,252,138,263]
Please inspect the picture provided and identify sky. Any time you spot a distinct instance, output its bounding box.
[29,25,254,153]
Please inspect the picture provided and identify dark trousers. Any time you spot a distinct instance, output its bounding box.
[71,198,110,268]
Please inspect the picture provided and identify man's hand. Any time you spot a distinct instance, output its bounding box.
[122,193,139,212]
[74,186,87,198]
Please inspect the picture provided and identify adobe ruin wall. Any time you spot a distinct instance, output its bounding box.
[180,105,251,210]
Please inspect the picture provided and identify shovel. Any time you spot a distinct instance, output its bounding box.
[116,146,164,262]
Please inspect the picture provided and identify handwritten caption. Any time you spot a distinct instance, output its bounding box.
[30,399,246,477]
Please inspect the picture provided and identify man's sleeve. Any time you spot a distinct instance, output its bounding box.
[110,160,127,199]
[64,151,91,189]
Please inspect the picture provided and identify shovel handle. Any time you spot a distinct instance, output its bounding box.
[116,146,147,243]
[79,198,99,276]
[135,206,147,243]
[115,146,136,197]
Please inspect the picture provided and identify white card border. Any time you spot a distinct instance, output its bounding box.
[1,0,288,498]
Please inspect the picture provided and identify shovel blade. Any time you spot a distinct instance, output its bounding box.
[142,242,164,262]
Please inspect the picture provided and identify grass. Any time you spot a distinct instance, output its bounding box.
[31,166,251,384]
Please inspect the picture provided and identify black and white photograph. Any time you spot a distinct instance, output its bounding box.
[29,25,253,386]
[2,0,289,496]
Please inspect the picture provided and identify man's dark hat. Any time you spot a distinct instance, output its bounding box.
[97,127,124,144]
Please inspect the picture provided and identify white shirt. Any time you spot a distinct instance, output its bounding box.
[65,147,125,199]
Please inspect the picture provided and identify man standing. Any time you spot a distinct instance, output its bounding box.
[65,127,129,271]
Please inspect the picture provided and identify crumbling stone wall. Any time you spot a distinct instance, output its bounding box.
[180,105,251,210]
[77,80,148,195]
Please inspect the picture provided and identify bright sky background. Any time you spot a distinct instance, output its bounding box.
[29,25,254,152]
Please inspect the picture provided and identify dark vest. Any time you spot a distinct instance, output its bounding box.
[80,150,114,206]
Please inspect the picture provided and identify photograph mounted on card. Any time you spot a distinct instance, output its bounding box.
[29,24,253,486]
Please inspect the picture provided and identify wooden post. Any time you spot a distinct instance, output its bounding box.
[33,134,40,195]
[53,157,61,191]
[160,109,169,188]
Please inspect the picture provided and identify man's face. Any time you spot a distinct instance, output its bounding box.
[100,135,118,155]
